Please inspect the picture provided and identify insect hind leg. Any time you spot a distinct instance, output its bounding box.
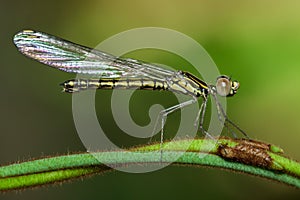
[151,98,197,161]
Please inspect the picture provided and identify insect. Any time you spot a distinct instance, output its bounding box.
[13,29,248,148]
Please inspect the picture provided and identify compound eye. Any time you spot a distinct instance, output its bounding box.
[216,76,231,97]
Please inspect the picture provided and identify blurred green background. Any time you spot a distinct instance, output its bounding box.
[2,0,300,199]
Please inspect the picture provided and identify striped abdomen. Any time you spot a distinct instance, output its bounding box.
[61,78,169,93]
[61,73,208,98]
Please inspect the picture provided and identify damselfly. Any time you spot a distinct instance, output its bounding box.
[13,30,248,146]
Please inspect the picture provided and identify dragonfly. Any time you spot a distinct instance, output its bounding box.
[13,29,248,148]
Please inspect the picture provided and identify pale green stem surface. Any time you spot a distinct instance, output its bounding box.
[0,138,299,191]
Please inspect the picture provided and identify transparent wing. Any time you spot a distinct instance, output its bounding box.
[13,30,175,80]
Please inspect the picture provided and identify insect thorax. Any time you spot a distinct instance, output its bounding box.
[166,71,209,98]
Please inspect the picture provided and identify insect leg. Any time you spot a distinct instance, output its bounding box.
[152,98,197,161]
[211,93,249,139]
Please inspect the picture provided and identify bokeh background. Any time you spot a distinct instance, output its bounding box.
[1,0,300,199]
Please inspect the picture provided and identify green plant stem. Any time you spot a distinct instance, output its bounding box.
[0,138,299,191]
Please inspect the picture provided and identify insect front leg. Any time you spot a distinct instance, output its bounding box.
[211,93,249,139]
